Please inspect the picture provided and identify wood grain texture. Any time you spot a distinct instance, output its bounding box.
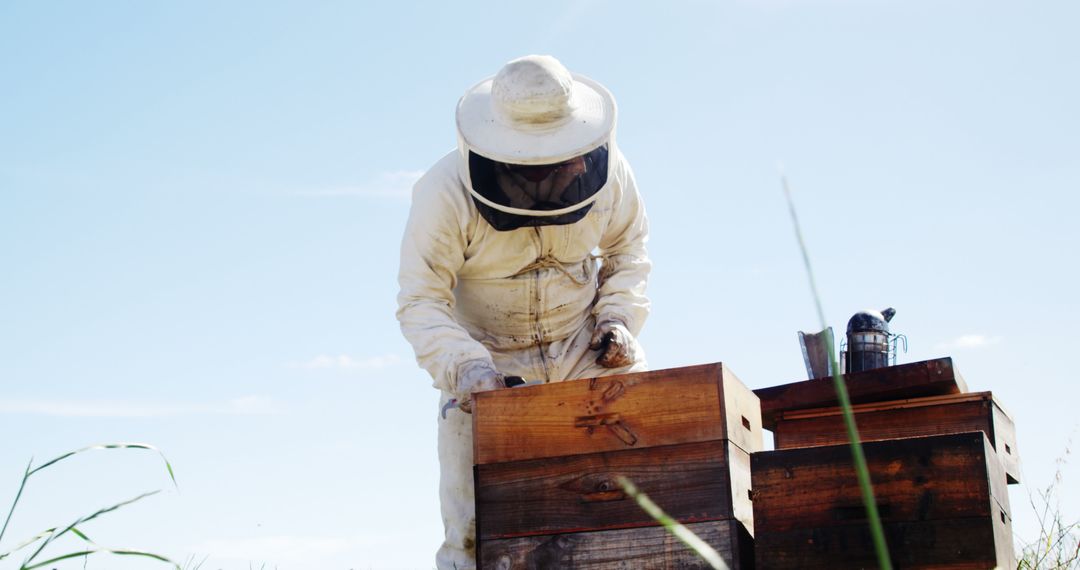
[479,519,754,570]
[472,363,762,465]
[752,433,1014,569]
[476,440,751,540]
[752,432,1009,531]
[773,392,1020,484]
[755,357,968,430]
[755,516,1014,570]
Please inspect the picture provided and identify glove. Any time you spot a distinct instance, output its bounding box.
[454,360,505,414]
[589,319,637,369]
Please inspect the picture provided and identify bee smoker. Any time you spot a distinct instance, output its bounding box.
[842,307,902,373]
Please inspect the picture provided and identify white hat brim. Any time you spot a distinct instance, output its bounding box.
[456,73,616,165]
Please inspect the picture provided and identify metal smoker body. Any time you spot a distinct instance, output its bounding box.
[843,307,897,373]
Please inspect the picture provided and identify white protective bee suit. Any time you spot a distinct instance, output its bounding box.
[396,55,650,570]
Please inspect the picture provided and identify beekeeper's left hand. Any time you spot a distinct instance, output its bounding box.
[589,320,638,369]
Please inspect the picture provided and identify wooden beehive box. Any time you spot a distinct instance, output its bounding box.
[754,357,968,430]
[773,391,1021,484]
[752,432,1014,569]
[473,363,763,569]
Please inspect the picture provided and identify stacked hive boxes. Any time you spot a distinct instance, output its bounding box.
[472,363,763,569]
[470,357,1020,569]
[752,357,1019,569]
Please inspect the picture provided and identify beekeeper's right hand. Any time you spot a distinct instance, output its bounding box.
[455,360,505,414]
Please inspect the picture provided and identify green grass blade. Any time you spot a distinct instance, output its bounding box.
[23,548,180,570]
[29,443,178,490]
[112,548,180,565]
[22,491,160,566]
[184,553,210,570]
[21,525,63,563]
[4,441,178,558]
[617,476,729,570]
[0,528,57,561]
[69,526,91,542]
[4,444,178,568]
[0,459,34,548]
[782,175,892,570]
[54,491,161,542]
[21,549,95,569]
[22,524,181,570]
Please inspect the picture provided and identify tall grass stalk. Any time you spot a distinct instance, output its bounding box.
[616,476,729,570]
[0,443,179,569]
[782,175,892,570]
[1018,439,1080,569]
[182,553,210,570]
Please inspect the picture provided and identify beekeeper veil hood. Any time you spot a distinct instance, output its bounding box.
[456,55,617,231]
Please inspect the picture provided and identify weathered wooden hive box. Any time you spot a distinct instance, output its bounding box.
[752,432,1014,569]
[472,363,763,569]
[754,357,968,430]
[751,356,1018,568]
[772,391,1020,484]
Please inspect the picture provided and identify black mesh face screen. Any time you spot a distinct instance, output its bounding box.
[467,145,608,231]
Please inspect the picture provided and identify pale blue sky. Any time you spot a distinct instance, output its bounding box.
[1,1,1077,568]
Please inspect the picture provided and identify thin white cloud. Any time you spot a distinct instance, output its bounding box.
[935,334,1003,351]
[294,353,401,371]
[0,395,279,418]
[300,170,424,199]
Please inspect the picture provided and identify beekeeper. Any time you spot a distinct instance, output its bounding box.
[396,55,651,569]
